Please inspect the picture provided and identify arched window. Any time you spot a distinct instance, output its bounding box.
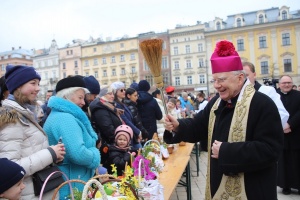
[237,18,242,27]
[282,10,287,20]
[259,14,264,23]
[216,22,221,30]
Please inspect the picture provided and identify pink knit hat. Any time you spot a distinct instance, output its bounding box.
[115,125,133,144]
[210,40,243,74]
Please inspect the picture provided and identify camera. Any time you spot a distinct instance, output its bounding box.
[262,78,278,88]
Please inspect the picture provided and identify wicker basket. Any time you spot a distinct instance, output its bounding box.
[52,179,92,200]
[82,179,107,200]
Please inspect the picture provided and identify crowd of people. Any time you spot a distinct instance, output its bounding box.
[0,40,299,200]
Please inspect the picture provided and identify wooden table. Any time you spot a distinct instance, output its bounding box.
[159,143,194,200]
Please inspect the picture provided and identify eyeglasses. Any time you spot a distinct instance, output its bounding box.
[210,74,240,84]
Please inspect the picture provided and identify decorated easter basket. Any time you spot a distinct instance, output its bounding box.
[52,179,93,200]
[137,159,164,200]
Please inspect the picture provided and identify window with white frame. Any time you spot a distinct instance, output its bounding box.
[75,71,78,75]
[237,18,242,27]
[63,72,66,78]
[185,45,190,54]
[282,33,290,46]
[174,61,179,69]
[162,57,168,69]
[163,73,169,85]
[120,55,125,62]
[144,61,149,71]
[198,59,204,68]
[45,71,48,79]
[237,39,244,51]
[130,53,135,60]
[260,61,269,74]
[52,71,56,79]
[175,77,180,86]
[74,60,78,68]
[216,21,221,30]
[282,10,287,20]
[112,69,116,76]
[186,60,192,69]
[131,66,136,73]
[198,43,203,52]
[199,74,205,84]
[84,60,89,67]
[1,64,5,71]
[259,14,264,23]
[187,76,193,85]
[145,75,153,86]
[45,60,48,67]
[93,48,97,52]
[102,57,106,64]
[120,43,124,48]
[284,59,292,72]
[162,41,166,49]
[62,62,66,69]
[85,72,89,76]
[121,68,125,75]
[103,70,107,77]
[93,58,98,65]
[259,36,267,48]
[174,47,178,55]
[111,56,116,63]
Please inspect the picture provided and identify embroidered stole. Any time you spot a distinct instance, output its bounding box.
[205,81,255,200]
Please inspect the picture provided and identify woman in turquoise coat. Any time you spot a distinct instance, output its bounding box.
[44,76,100,199]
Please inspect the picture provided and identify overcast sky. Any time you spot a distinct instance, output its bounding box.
[0,0,298,52]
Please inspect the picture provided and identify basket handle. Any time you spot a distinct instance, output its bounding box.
[82,179,107,200]
[138,158,147,189]
[52,179,90,200]
[143,139,162,158]
[39,171,74,200]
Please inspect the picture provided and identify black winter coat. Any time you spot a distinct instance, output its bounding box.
[104,145,131,176]
[164,92,283,200]
[137,91,162,139]
[277,89,300,150]
[124,99,149,140]
[89,98,122,145]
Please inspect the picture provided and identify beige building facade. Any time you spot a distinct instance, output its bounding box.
[168,24,209,95]
[59,43,82,78]
[81,37,139,87]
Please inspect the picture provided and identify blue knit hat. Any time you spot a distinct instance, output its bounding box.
[5,65,41,94]
[83,76,100,94]
[138,80,150,92]
[130,82,139,91]
[0,158,26,193]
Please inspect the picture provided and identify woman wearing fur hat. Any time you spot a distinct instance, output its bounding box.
[0,65,65,200]
[43,76,100,199]
[111,81,143,150]
[104,125,133,176]
[89,84,123,164]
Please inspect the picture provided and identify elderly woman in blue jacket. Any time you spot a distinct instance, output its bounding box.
[44,76,100,199]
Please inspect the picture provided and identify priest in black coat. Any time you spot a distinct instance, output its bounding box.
[277,75,300,195]
[164,40,283,200]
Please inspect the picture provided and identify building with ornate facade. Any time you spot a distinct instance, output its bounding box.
[204,5,300,91]
[168,24,208,94]
[81,36,139,87]
[59,40,84,78]
[0,47,33,77]
[32,39,60,100]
